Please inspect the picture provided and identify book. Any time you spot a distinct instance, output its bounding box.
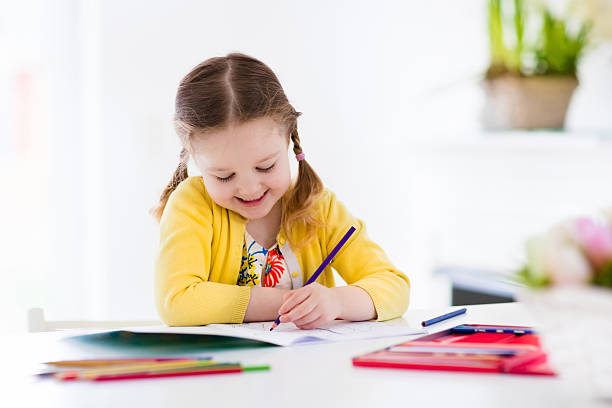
[352,324,555,376]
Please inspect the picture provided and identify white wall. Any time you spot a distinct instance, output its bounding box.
[96,0,612,319]
[2,0,611,331]
[91,0,490,321]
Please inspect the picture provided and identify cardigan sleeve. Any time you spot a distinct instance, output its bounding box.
[322,191,410,321]
[154,178,251,326]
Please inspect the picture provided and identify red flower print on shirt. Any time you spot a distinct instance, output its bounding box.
[263,248,285,287]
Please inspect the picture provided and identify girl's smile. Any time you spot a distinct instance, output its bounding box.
[236,189,269,207]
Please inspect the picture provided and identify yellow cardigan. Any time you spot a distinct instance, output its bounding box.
[155,176,410,326]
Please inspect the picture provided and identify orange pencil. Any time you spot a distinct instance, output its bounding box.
[45,357,207,367]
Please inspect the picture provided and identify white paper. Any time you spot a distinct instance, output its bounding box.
[124,320,425,346]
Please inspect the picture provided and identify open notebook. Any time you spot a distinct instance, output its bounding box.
[124,320,425,347]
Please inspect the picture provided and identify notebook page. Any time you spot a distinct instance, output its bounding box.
[125,320,425,346]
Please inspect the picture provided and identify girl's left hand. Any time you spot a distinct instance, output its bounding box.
[277,283,342,329]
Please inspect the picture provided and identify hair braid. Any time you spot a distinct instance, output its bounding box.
[281,125,324,247]
[290,127,303,155]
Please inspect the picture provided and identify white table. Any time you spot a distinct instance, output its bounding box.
[2,303,604,408]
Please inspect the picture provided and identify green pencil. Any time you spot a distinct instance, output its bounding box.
[242,365,270,372]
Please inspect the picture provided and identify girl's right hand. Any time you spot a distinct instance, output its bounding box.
[277,283,343,329]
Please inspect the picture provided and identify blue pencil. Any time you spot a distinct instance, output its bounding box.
[421,307,467,327]
[270,226,356,331]
[450,325,534,335]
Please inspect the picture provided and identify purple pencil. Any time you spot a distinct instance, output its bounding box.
[270,226,356,331]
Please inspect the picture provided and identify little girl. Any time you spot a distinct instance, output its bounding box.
[152,53,410,329]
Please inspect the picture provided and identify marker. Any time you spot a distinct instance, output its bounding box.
[270,226,357,331]
[421,307,467,327]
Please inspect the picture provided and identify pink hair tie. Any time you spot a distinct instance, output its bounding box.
[296,153,306,162]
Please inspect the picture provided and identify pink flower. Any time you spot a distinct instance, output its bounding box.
[546,243,592,285]
[574,217,612,269]
[526,234,592,286]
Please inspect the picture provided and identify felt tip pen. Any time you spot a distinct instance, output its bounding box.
[421,307,467,327]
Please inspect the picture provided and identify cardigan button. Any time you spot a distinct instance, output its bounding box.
[292,272,299,278]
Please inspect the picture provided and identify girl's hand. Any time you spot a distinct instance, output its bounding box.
[277,283,342,329]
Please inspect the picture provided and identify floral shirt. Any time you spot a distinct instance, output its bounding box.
[237,230,292,289]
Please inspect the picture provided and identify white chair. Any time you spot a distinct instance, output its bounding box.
[27,307,161,332]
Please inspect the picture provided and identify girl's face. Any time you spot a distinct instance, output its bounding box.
[191,117,292,220]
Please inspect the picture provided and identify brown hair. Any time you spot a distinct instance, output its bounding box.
[151,53,323,245]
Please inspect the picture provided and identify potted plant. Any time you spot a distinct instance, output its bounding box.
[516,211,612,399]
[482,0,592,129]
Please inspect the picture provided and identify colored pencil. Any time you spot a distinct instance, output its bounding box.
[388,346,518,355]
[270,226,357,331]
[54,360,224,381]
[421,307,467,327]
[45,357,208,367]
[404,340,537,352]
[241,365,270,372]
[91,365,243,382]
[79,365,269,382]
[92,365,270,381]
[450,325,535,335]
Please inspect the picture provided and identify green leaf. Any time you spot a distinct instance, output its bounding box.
[593,262,612,288]
[488,0,508,67]
[516,265,550,288]
[487,0,590,77]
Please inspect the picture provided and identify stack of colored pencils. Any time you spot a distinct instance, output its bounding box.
[40,358,269,382]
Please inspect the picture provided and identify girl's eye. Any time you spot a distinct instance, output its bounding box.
[216,174,234,182]
[257,163,275,172]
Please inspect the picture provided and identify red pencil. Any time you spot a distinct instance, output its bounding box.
[92,366,243,381]
[91,365,270,381]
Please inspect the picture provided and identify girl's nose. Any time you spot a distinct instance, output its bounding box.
[236,174,262,198]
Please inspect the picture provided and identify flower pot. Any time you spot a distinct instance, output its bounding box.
[481,75,578,130]
[518,286,612,401]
